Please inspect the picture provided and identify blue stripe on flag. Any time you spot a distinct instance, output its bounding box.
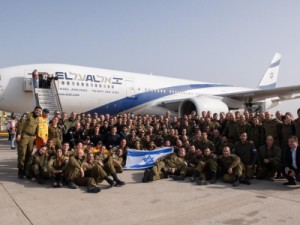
[124,147,174,170]
[127,147,174,157]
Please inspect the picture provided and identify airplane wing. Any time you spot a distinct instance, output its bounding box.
[218,85,300,102]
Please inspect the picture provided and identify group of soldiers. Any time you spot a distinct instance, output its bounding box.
[13,106,300,193]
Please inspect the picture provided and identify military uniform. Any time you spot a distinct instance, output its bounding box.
[233,141,257,179]
[17,112,39,176]
[257,144,281,179]
[194,154,218,181]
[64,156,98,189]
[248,124,265,150]
[151,153,187,181]
[181,152,202,177]
[48,124,63,149]
[112,153,124,173]
[222,121,239,144]
[26,151,49,182]
[197,139,215,152]
[218,154,243,183]
[48,155,68,186]
[262,119,280,145]
[95,153,125,186]
[237,122,251,137]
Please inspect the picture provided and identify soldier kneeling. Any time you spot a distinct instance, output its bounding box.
[218,146,250,187]
[48,148,68,187]
[64,149,101,193]
[26,145,49,184]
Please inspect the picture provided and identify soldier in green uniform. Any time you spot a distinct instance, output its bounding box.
[197,132,215,152]
[232,132,257,179]
[94,146,125,186]
[48,148,68,187]
[222,113,239,145]
[192,147,218,185]
[16,106,42,179]
[83,153,115,187]
[262,112,280,146]
[26,145,49,184]
[237,115,251,137]
[64,148,101,193]
[112,148,125,173]
[61,142,75,159]
[142,147,187,182]
[63,112,78,139]
[218,146,246,187]
[173,145,202,180]
[48,116,63,149]
[257,135,281,180]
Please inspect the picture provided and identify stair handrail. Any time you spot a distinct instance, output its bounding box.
[51,79,63,112]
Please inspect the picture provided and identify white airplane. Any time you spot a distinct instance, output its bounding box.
[0,53,299,116]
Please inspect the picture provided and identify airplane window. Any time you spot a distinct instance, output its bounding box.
[99,84,102,88]
[81,83,84,86]
[77,82,80,86]
[95,84,98,87]
[108,85,110,88]
[86,83,89,87]
[112,85,114,89]
[62,81,65,85]
[72,82,75,86]
[67,81,70,85]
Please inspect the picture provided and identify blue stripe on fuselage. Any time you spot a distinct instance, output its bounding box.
[87,83,229,114]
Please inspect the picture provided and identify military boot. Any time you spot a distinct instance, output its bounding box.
[233,175,240,187]
[172,175,185,181]
[240,179,251,185]
[18,169,25,179]
[36,174,45,185]
[68,181,78,189]
[104,176,115,187]
[190,171,199,182]
[111,173,125,186]
[87,185,101,193]
[197,178,208,185]
[53,181,58,187]
[210,171,217,184]
[58,176,63,187]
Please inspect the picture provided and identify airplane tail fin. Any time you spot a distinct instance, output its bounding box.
[257,53,281,90]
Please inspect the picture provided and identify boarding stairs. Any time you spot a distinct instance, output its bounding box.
[33,81,62,116]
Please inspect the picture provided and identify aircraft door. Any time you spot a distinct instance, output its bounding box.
[24,70,33,92]
[125,80,136,98]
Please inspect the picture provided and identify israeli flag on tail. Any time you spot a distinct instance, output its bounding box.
[124,147,174,170]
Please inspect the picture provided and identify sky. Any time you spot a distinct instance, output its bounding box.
[1,1,300,116]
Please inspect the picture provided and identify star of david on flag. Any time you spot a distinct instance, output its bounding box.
[124,147,174,170]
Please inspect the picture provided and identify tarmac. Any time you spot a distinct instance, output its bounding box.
[0,136,300,225]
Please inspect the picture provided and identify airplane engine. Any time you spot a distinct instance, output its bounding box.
[178,96,229,116]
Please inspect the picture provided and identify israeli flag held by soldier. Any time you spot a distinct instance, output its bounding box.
[124,147,174,170]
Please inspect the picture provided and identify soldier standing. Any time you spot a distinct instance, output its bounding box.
[48,116,63,149]
[16,106,42,179]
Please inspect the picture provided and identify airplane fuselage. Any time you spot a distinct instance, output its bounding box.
[0,64,252,115]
